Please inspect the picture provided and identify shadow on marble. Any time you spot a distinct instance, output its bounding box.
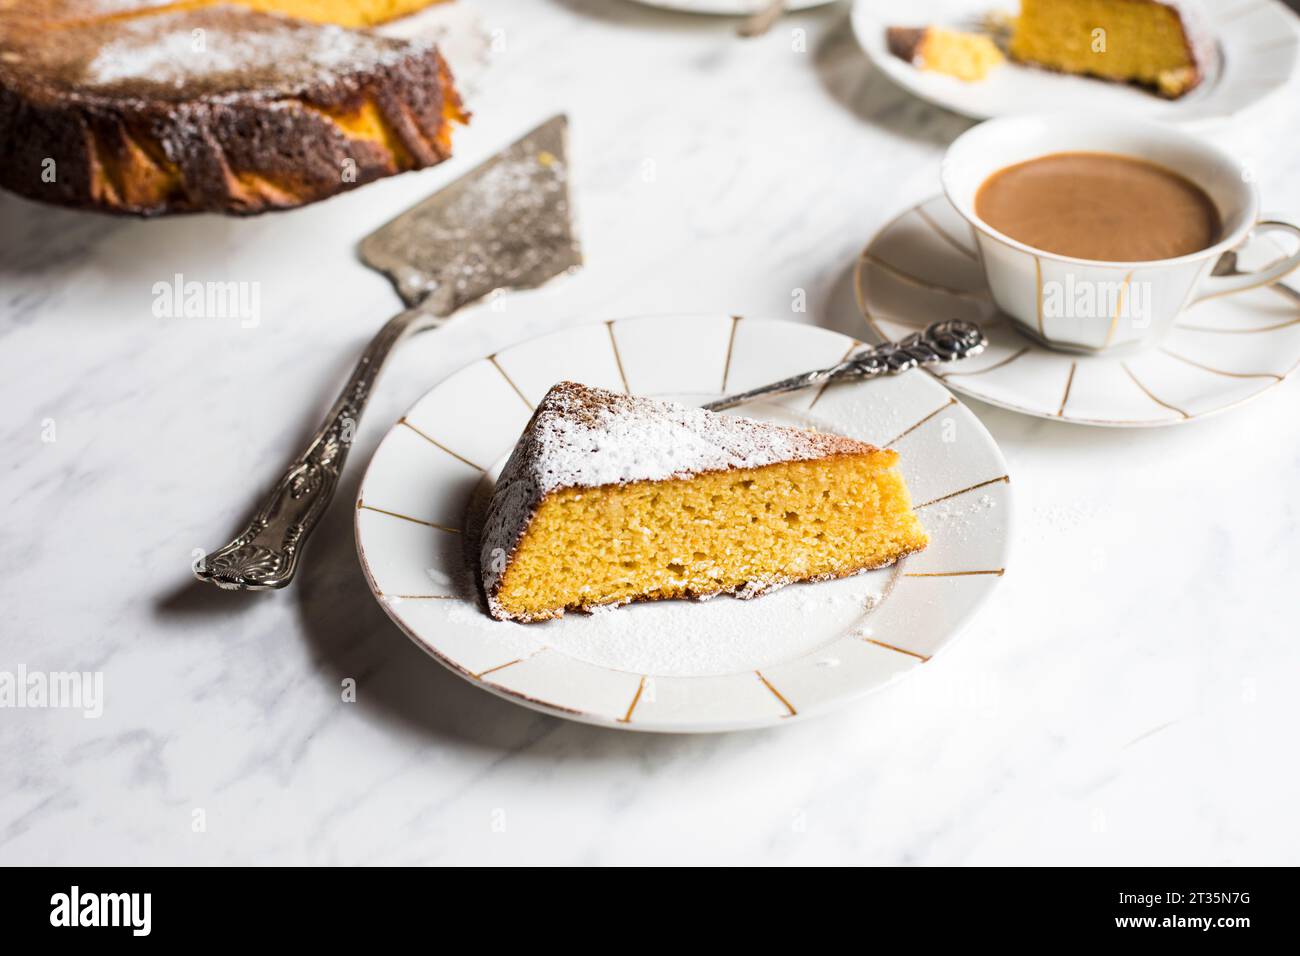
[156,578,268,621]
[290,446,735,758]
[0,191,128,279]
[0,186,272,333]
[811,11,972,147]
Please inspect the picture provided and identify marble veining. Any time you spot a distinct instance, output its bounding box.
[1,0,1299,865]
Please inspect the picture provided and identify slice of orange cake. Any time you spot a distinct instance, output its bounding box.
[480,382,929,623]
[1009,0,1213,98]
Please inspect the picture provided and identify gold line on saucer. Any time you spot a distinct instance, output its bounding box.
[721,315,742,393]
[852,257,872,319]
[488,355,535,411]
[905,569,1005,577]
[871,313,937,331]
[860,252,987,300]
[880,312,1008,333]
[1121,363,1191,419]
[756,671,796,717]
[357,502,461,533]
[1252,36,1299,54]
[914,475,1010,510]
[1159,349,1282,381]
[915,205,978,261]
[384,594,456,600]
[937,346,1029,378]
[1057,361,1077,417]
[398,419,486,472]
[881,397,956,448]
[619,676,648,723]
[864,638,930,662]
[1175,315,1300,334]
[606,321,632,394]
[1220,0,1270,24]
[808,340,860,409]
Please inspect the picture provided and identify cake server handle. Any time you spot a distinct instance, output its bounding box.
[702,319,985,412]
[194,305,447,591]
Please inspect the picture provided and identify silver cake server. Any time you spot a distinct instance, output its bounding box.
[195,114,581,591]
[703,320,985,411]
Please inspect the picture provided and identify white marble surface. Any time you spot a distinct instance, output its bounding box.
[3,0,1300,866]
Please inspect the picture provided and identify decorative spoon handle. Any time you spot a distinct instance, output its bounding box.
[702,320,985,412]
[194,305,445,591]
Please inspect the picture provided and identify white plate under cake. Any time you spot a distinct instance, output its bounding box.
[355,316,1013,732]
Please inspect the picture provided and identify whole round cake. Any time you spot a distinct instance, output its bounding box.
[0,0,467,216]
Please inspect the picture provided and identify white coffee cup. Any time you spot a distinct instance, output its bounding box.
[942,114,1300,354]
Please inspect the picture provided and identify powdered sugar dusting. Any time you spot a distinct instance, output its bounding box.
[516,382,870,494]
[83,13,423,89]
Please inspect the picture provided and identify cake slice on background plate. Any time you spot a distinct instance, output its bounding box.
[1009,0,1213,98]
[480,382,929,623]
[887,25,1007,82]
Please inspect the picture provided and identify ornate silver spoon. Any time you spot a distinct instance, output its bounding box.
[195,317,983,591]
[703,319,985,411]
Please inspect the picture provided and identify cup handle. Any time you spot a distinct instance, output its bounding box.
[1191,220,1300,305]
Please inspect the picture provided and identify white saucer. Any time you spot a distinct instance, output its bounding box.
[355,316,1012,733]
[851,0,1300,129]
[855,196,1300,426]
[628,0,834,15]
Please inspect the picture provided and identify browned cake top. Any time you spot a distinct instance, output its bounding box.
[0,5,433,105]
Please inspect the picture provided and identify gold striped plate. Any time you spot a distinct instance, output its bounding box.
[354,316,1012,732]
[856,197,1300,427]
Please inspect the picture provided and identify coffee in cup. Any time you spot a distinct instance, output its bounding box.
[942,114,1300,354]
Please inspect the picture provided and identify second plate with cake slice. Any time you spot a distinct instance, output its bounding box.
[852,0,1299,128]
[356,316,1013,732]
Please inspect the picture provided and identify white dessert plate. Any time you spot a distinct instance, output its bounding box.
[851,0,1300,128]
[355,316,1012,733]
[855,196,1300,426]
[627,0,834,15]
